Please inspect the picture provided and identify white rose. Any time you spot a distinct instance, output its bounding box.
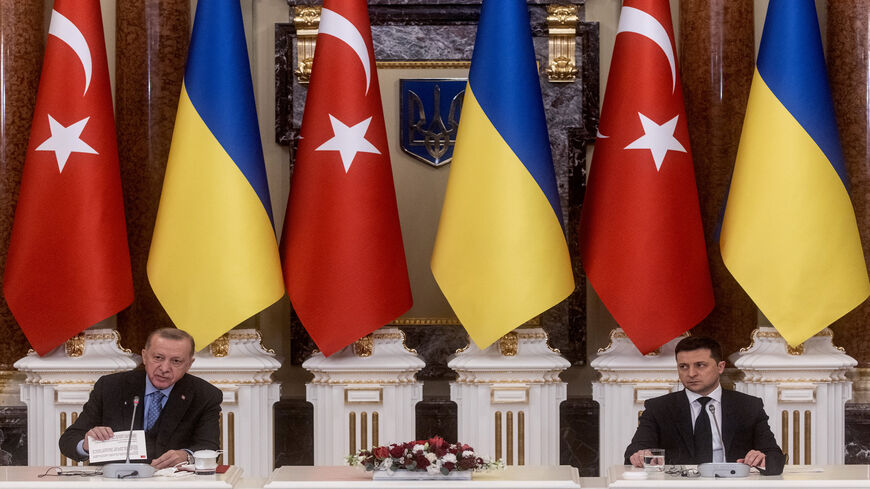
[462,450,475,459]
[383,458,393,469]
[413,444,425,453]
[425,452,438,463]
[426,462,441,474]
[442,453,457,463]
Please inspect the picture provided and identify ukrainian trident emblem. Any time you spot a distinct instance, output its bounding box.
[399,79,466,167]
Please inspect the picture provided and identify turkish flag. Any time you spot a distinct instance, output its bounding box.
[578,0,713,354]
[281,0,412,356]
[3,0,133,355]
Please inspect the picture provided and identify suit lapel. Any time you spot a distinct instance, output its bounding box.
[721,389,736,454]
[121,370,146,431]
[674,391,696,458]
[156,374,193,447]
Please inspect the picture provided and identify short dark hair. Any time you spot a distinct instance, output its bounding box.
[675,336,723,363]
[144,328,195,356]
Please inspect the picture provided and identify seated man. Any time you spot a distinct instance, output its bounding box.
[59,328,222,469]
[625,336,785,475]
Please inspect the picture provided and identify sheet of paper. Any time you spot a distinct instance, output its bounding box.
[88,430,147,463]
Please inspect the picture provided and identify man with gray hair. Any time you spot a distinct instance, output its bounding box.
[59,328,222,469]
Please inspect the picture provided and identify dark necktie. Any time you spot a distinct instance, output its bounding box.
[145,391,165,431]
[693,396,713,463]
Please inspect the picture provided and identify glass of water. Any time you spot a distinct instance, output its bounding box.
[642,449,665,472]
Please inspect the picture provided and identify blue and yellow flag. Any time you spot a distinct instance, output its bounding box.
[720,0,869,346]
[147,1,284,350]
[430,0,574,349]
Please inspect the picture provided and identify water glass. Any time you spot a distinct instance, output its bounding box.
[642,448,665,472]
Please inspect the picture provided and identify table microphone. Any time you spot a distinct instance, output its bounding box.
[102,395,155,478]
[698,404,749,478]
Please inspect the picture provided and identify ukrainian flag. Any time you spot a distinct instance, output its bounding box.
[147,1,284,349]
[431,0,574,349]
[720,0,869,346]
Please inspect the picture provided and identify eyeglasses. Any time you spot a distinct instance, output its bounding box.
[663,465,700,478]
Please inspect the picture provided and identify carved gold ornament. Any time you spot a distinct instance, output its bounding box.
[546,5,579,83]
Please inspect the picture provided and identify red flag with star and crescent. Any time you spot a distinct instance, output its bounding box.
[578,0,713,354]
[3,0,132,355]
[281,0,412,356]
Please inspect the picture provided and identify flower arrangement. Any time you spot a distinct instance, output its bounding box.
[346,436,503,476]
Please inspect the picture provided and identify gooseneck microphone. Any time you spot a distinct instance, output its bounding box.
[102,396,155,478]
[697,403,750,478]
[708,404,724,447]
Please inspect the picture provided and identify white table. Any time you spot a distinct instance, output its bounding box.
[607,465,870,488]
[0,466,242,488]
[263,466,587,489]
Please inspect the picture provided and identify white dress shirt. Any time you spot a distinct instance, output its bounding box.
[685,385,725,463]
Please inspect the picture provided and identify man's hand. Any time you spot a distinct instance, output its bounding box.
[82,426,114,452]
[738,450,766,469]
[629,450,646,468]
[151,449,189,469]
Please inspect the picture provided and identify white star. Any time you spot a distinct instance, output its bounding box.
[315,114,381,172]
[35,115,98,172]
[624,113,686,171]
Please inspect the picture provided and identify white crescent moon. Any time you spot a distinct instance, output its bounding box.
[616,7,676,93]
[49,9,92,97]
[319,8,372,95]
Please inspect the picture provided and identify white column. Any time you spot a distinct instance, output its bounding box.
[590,329,684,475]
[302,327,425,465]
[448,328,568,466]
[14,329,138,466]
[189,328,281,478]
[730,326,855,465]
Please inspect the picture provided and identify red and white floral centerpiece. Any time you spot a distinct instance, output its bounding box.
[347,436,504,480]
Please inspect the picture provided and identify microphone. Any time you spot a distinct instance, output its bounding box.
[102,396,155,478]
[697,404,750,478]
[708,404,724,447]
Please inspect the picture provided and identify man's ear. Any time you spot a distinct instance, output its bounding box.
[717,360,726,373]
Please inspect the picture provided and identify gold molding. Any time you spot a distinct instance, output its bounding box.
[65,334,85,358]
[787,344,805,356]
[293,6,321,84]
[353,334,374,357]
[389,317,462,326]
[597,329,627,354]
[210,334,230,357]
[546,5,579,83]
[499,332,519,356]
[377,60,470,69]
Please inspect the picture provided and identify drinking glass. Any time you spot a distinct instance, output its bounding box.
[642,449,665,472]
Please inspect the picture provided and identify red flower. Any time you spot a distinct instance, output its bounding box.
[389,445,405,458]
[443,462,456,471]
[429,436,447,449]
[373,446,389,460]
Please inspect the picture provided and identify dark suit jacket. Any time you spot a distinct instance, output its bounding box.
[59,369,222,463]
[624,389,785,475]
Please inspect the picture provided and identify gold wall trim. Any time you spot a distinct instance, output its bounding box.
[506,411,514,466]
[499,332,519,356]
[495,411,502,461]
[65,335,85,357]
[518,411,525,466]
[361,412,368,451]
[353,335,374,357]
[792,410,800,465]
[60,412,68,466]
[349,412,356,455]
[293,6,321,84]
[228,412,235,465]
[377,60,470,69]
[781,410,789,464]
[210,334,230,357]
[390,317,462,326]
[372,412,379,448]
[804,410,811,465]
[545,4,579,83]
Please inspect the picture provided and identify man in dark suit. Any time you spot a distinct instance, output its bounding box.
[625,336,785,475]
[59,328,222,469]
